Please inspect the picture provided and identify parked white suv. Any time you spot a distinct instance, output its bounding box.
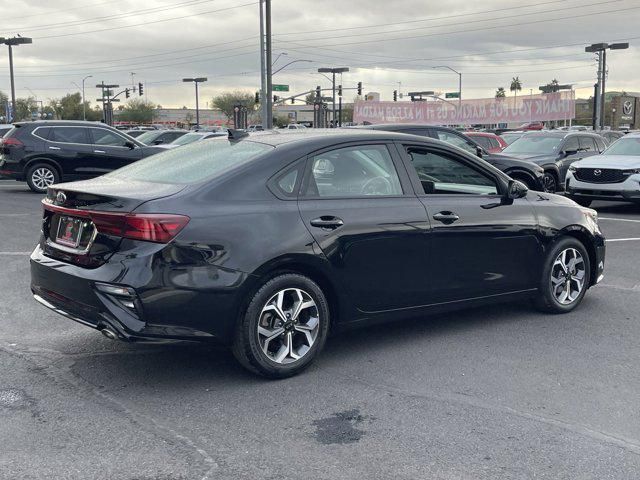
[566,132,640,206]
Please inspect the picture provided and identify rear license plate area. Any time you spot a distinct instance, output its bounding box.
[55,216,84,248]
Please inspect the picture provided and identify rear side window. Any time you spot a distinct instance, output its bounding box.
[435,130,477,155]
[473,136,492,150]
[49,127,89,144]
[579,136,597,152]
[106,138,274,184]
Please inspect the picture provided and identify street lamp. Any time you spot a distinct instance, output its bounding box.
[317,67,349,127]
[183,77,207,129]
[81,75,93,121]
[585,42,629,130]
[1,36,33,122]
[432,65,462,112]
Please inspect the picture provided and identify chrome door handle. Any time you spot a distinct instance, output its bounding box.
[433,212,460,224]
[310,216,344,230]
[93,150,106,154]
[48,146,61,150]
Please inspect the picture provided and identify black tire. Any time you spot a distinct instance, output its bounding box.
[26,163,59,193]
[542,172,558,193]
[568,196,592,207]
[534,237,591,314]
[232,273,330,378]
[510,175,536,191]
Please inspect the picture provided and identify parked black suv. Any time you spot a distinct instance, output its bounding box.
[0,121,163,193]
[355,124,545,191]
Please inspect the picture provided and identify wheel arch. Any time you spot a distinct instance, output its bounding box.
[239,254,344,331]
[503,168,538,189]
[24,157,63,177]
[559,225,599,286]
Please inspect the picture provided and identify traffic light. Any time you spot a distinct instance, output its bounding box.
[125,88,130,99]
[255,91,260,104]
[315,85,321,101]
[393,90,397,101]
[138,82,144,96]
[338,84,342,96]
[291,98,295,105]
[273,95,279,103]
[357,82,362,96]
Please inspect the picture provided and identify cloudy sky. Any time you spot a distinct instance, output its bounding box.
[1,0,639,109]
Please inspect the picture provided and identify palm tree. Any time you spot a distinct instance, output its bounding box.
[495,87,506,98]
[510,76,522,107]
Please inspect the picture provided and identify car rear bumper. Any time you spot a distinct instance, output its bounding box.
[30,243,245,343]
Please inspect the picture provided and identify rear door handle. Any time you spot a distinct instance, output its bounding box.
[433,211,460,224]
[93,150,106,154]
[48,146,61,150]
[310,216,344,230]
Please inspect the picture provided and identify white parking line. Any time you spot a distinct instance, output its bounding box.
[600,217,640,223]
[606,238,640,243]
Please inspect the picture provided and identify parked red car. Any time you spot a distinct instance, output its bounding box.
[464,132,508,153]
[519,122,545,131]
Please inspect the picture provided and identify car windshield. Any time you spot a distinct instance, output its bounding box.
[603,137,640,155]
[500,133,523,145]
[136,131,162,144]
[502,135,562,154]
[106,138,274,184]
[171,132,206,146]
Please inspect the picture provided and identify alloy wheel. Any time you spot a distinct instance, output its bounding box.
[542,173,557,193]
[550,248,586,305]
[32,168,56,190]
[257,288,320,364]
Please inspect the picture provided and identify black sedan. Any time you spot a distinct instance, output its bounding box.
[30,129,605,378]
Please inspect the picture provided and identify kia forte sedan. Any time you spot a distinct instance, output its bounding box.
[30,130,605,378]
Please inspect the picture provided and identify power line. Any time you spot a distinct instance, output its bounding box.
[33,1,259,39]
[278,4,640,49]
[5,0,214,34]
[2,0,128,21]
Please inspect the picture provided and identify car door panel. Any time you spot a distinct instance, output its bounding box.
[296,142,432,313]
[88,128,143,173]
[399,143,541,303]
[46,127,93,179]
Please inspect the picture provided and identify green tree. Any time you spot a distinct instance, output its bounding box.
[212,91,256,121]
[495,87,506,98]
[510,76,522,106]
[14,97,38,121]
[118,98,156,123]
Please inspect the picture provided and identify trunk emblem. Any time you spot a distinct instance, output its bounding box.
[55,191,66,204]
[593,169,601,176]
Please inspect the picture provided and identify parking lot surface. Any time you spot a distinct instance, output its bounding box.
[1,179,639,479]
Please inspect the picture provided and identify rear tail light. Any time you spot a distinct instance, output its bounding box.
[43,201,189,244]
[0,137,23,147]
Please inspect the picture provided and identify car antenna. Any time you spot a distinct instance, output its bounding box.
[228,129,249,141]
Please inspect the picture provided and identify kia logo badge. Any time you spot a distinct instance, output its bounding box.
[593,169,602,176]
[55,191,66,204]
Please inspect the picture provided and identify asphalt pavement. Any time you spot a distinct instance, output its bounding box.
[1,178,639,480]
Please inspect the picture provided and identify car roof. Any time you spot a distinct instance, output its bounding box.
[521,131,602,138]
[14,120,114,127]
[245,128,440,147]
[465,131,497,137]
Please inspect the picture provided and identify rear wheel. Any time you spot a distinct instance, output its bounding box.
[542,172,558,193]
[26,163,59,193]
[535,237,590,313]
[232,274,330,378]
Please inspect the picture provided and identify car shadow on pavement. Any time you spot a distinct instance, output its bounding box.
[65,300,541,390]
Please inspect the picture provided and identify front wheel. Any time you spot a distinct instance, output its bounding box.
[232,274,330,378]
[534,237,591,313]
[542,172,558,193]
[26,163,59,193]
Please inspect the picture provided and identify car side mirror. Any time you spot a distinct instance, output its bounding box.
[563,149,578,157]
[475,145,483,158]
[506,179,528,200]
[125,140,136,149]
[152,140,163,145]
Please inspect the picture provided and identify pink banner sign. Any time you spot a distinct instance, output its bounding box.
[353,91,575,125]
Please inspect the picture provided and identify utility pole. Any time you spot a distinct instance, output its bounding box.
[183,78,207,129]
[259,0,267,128]
[600,48,607,130]
[82,75,92,121]
[265,0,273,129]
[318,67,349,127]
[2,36,32,122]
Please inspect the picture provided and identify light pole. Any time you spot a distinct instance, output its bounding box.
[2,36,33,122]
[183,77,207,129]
[318,67,349,127]
[432,65,462,114]
[585,42,629,130]
[81,75,92,121]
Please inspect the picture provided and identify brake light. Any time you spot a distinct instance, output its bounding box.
[1,137,23,147]
[42,201,189,243]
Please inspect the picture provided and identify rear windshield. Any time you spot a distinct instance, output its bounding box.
[105,138,274,184]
